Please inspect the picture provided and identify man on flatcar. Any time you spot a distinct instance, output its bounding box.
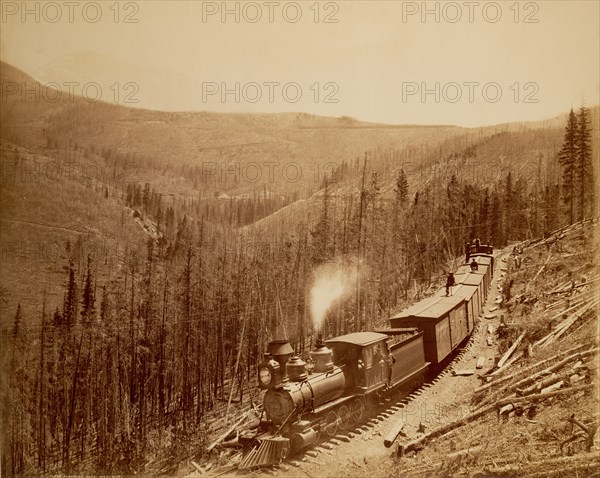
[445,272,455,296]
[470,259,479,272]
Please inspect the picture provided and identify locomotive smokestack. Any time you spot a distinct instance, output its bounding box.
[267,339,294,383]
[315,333,325,350]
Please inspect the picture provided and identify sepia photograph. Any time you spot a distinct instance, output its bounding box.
[1,1,599,476]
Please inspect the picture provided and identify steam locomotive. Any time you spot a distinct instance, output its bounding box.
[238,244,494,468]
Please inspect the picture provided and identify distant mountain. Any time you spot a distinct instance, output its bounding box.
[1,59,595,208]
[0,60,467,193]
[30,51,202,112]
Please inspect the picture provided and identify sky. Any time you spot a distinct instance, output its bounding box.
[1,0,599,126]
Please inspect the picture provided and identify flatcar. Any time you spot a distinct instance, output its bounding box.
[238,244,494,469]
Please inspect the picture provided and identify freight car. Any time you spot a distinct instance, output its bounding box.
[238,244,494,469]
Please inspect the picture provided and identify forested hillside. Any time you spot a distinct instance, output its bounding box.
[0,59,597,475]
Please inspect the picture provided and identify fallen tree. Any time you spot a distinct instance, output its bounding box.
[475,342,596,394]
[400,384,594,455]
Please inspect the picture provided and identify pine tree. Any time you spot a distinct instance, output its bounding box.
[12,303,22,338]
[80,255,95,324]
[391,168,409,302]
[558,109,578,224]
[9,303,26,474]
[445,174,461,255]
[52,307,62,326]
[355,152,368,330]
[479,188,490,242]
[311,177,332,264]
[543,183,560,234]
[10,303,25,382]
[504,172,514,240]
[490,191,503,246]
[575,106,593,220]
[395,169,408,205]
[63,261,78,329]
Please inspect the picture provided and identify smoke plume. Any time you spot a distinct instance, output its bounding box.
[309,261,359,331]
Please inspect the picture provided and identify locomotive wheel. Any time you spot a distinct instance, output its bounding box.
[322,410,338,437]
[337,405,351,430]
[350,398,365,423]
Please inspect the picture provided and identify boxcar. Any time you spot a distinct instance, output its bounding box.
[389,295,467,364]
[435,283,481,331]
[461,272,486,307]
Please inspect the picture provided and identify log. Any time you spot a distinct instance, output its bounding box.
[526,253,552,292]
[550,301,595,335]
[569,373,584,384]
[548,276,600,295]
[485,451,600,475]
[536,297,599,347]
[227,417,260,438]
[384,419,405,448]
[206,413,249,452]
[507,348,599,394]
[548,280,571,294]
[497,333,525,369]
[400,385,593,454]
[565,414,598,452]
[446,444,483,459]
[541,380,564,394]
[191,461,205,474]
[516,374,561,396]
[506,384,591,405]
[490,350,524,375]
[476,357,485,369]
[452,369,474,376]
[541,300,599,347]
[475,343,596,393]
[220,437,241,448]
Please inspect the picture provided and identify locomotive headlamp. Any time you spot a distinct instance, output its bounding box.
[259,367,272,386]
[257,355,281,389]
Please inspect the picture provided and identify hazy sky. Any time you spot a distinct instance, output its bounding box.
[1,0,598,126]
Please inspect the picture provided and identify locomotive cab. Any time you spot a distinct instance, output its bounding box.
[326,332,392,394]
